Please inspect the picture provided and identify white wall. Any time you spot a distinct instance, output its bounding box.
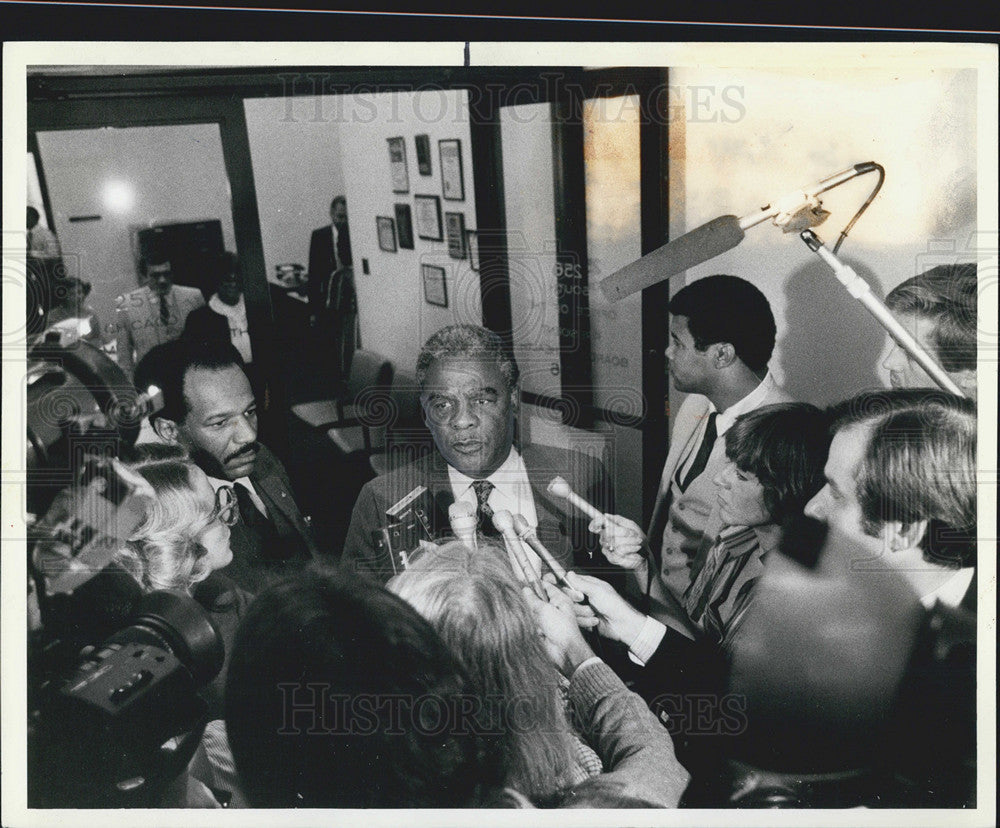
[243,95,345,280]
[500,102,561,401]
[36,123,236,340]
[338,90,480,373]
[669,67,979,407]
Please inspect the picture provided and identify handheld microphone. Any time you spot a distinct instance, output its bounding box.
[448,499,478,550]
[600,161,881,302]
[511,514,571,587]
[491,510,547,601]
[546,476,604,526]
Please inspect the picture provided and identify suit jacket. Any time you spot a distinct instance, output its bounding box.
[217,443,320,594]
[308,224,351,311]
[115,284,204,374]
[341,444,615,584]
[642,379,792,616]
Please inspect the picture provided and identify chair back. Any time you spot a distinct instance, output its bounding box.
[370,370,433,474]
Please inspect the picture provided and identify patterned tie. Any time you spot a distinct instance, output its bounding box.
[159,292,170,325]
[677,411,718,493]
[472,479,498,537]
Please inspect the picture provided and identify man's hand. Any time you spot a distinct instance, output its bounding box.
[589,513,646,569]
[522,581,595,677]
[563,571,650,648]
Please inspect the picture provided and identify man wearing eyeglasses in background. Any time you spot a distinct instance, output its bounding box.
[139,338,319,593]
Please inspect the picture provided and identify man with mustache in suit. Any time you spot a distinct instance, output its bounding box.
[145,338,318,593]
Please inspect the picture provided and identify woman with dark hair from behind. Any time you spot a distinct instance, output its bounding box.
[389,540,690,807]
[224,566,503,808]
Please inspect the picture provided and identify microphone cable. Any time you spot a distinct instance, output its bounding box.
[832,162,885,255]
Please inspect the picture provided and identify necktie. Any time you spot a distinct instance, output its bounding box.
[677,411,718,493]
[159,292,170,325]
[472,479,499,538]
[234,482,283,558]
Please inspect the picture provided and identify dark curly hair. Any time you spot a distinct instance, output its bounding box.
[724,402,831,523]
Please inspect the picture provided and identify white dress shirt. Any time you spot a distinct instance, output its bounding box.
[208,293,253,364]
[671,371,780,487]
[208,474,269,518]
[447,447,541,573]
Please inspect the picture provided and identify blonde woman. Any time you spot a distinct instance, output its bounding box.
[116,446,247,718]
[388,541,603,800]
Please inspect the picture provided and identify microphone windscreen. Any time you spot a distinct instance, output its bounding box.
[599,214,745,302]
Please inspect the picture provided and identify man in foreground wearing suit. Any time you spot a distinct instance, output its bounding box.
[147,338,318,593]
[342,324,613,584]
[115,256,204,376]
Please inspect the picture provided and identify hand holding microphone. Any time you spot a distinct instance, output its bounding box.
[562,571,651,647]
[546,477,645,569]
[590,514,647,570]
[522,578,596,678]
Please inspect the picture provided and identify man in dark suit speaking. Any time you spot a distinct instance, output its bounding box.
[342,324,614,584]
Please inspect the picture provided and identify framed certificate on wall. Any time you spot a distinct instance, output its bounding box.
[465,229,479,272]
[376,216,397,252]
[445,212,466,259]
[414,194,443,241]
[387,136,409,193]
[415,134,432,176]
[394,203,414,249]
[438,138,464,201]
[422,264,448,308]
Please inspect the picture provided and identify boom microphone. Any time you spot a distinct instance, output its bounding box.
[601,215,746,302]
[600,162,881,302]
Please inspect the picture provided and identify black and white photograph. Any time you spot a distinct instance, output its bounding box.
[438,137,464,201]
[2,19,997,828]
[394,202,414,249]
[376,215,397,252]
[413,193,443,241]
[414,133,432,176]
[445,211,466,259]
[465,228,479,272]
[421,263,448,307]
[387,135,409,193]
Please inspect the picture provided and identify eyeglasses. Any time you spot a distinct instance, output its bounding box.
[209,485,240,527]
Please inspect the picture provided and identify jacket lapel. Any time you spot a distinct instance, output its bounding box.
[423,451,456,538]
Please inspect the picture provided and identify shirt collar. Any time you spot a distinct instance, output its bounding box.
[920,566,975,609]
[712,371,777,437]
[447,446,523,495]
[209,293,245,317]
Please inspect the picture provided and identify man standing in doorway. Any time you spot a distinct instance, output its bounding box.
[308,195,355,381]
[115,256,204,376]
